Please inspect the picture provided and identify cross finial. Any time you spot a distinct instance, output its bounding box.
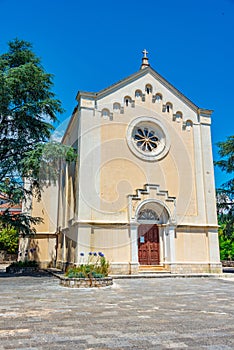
[142,49,148,58]
[140,49,150,69]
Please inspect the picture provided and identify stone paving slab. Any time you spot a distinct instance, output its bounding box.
[0,270,234,349]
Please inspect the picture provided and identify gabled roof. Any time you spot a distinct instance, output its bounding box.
[0,203,21,209]
[76,66,204,112]
[0,202,22,215]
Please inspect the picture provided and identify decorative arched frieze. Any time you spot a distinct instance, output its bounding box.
[155,93,162,102]
[165,102,173,113]
[101,108,110,119]
[153,93,163,103]
[174,111,183,122]
[135,90,142,99]
[101,108,113,120]
[184,119,193,131]
[124,96,132,107]
[113,102,121,113]
[145,84,153,94]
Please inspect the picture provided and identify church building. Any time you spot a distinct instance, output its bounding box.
[21,51,222,274]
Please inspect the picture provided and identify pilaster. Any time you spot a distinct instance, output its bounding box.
[129,223,139,274]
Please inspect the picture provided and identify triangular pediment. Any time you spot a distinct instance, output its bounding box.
[77,66,200,112]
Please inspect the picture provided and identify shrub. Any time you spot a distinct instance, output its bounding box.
[219,234,234,260]
[65,252,110,279]
[8,260,39,268]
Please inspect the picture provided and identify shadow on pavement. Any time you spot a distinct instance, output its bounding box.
[0,269,54,278]
[223,267,234,273]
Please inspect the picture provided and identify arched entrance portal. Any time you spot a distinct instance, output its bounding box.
[136,202,170,266]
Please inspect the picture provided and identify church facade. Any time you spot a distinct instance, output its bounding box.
[21,52,222,274]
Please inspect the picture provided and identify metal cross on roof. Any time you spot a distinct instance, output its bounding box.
[142,49,148,58]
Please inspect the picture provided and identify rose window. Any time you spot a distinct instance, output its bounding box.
[134,127,159,152]
[127,117,170,161]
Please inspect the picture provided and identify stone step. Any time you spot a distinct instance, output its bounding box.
[139,265,170,273]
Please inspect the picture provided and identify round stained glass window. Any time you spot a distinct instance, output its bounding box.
[134,127,159,152]
[127,117,170,161]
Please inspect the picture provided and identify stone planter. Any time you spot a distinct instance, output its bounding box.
[59,275,113,288]
[0,251,17,263]
[221,260,234,267]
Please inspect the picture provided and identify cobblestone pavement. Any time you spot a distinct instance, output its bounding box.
[0,270,234,350]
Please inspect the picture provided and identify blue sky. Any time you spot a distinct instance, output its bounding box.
[1,0,233,187]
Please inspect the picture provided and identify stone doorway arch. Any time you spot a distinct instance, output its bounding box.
[128,184,176,273]
[136,201,170,266]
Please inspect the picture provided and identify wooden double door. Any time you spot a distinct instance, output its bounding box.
[138,224,160,265]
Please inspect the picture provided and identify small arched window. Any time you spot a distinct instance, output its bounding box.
[185,120,193,131]
[166,102,173,113]
[175,111,183,122]
[135,90,142,99]
[102,108,110,119]
[145,84,152,94]
[113,102,121,113]
[124,96,132,107]
[155,93,162,103]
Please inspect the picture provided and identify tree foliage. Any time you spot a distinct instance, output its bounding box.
[215,136,234,174]
[218,223,234,260]
[0,39,76,236]
[215,135,234,259]
[22,141,76,199]
[0,39,63,182]
[0,227,18,254]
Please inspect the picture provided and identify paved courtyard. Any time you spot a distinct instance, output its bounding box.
[0,269,234,349]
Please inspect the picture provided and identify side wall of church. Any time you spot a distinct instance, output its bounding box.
[19,183,58,267]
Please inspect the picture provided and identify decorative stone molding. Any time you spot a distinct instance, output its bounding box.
[128,184,176,225]
[198,108,213,125]
[130,184,175,202]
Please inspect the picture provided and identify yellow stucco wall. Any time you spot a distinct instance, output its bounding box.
[175,227,209,262]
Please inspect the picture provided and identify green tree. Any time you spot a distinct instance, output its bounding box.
[0,39,63,181]
[215,135,234,259]
[0,228,18,254]
[0,39,76,237]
